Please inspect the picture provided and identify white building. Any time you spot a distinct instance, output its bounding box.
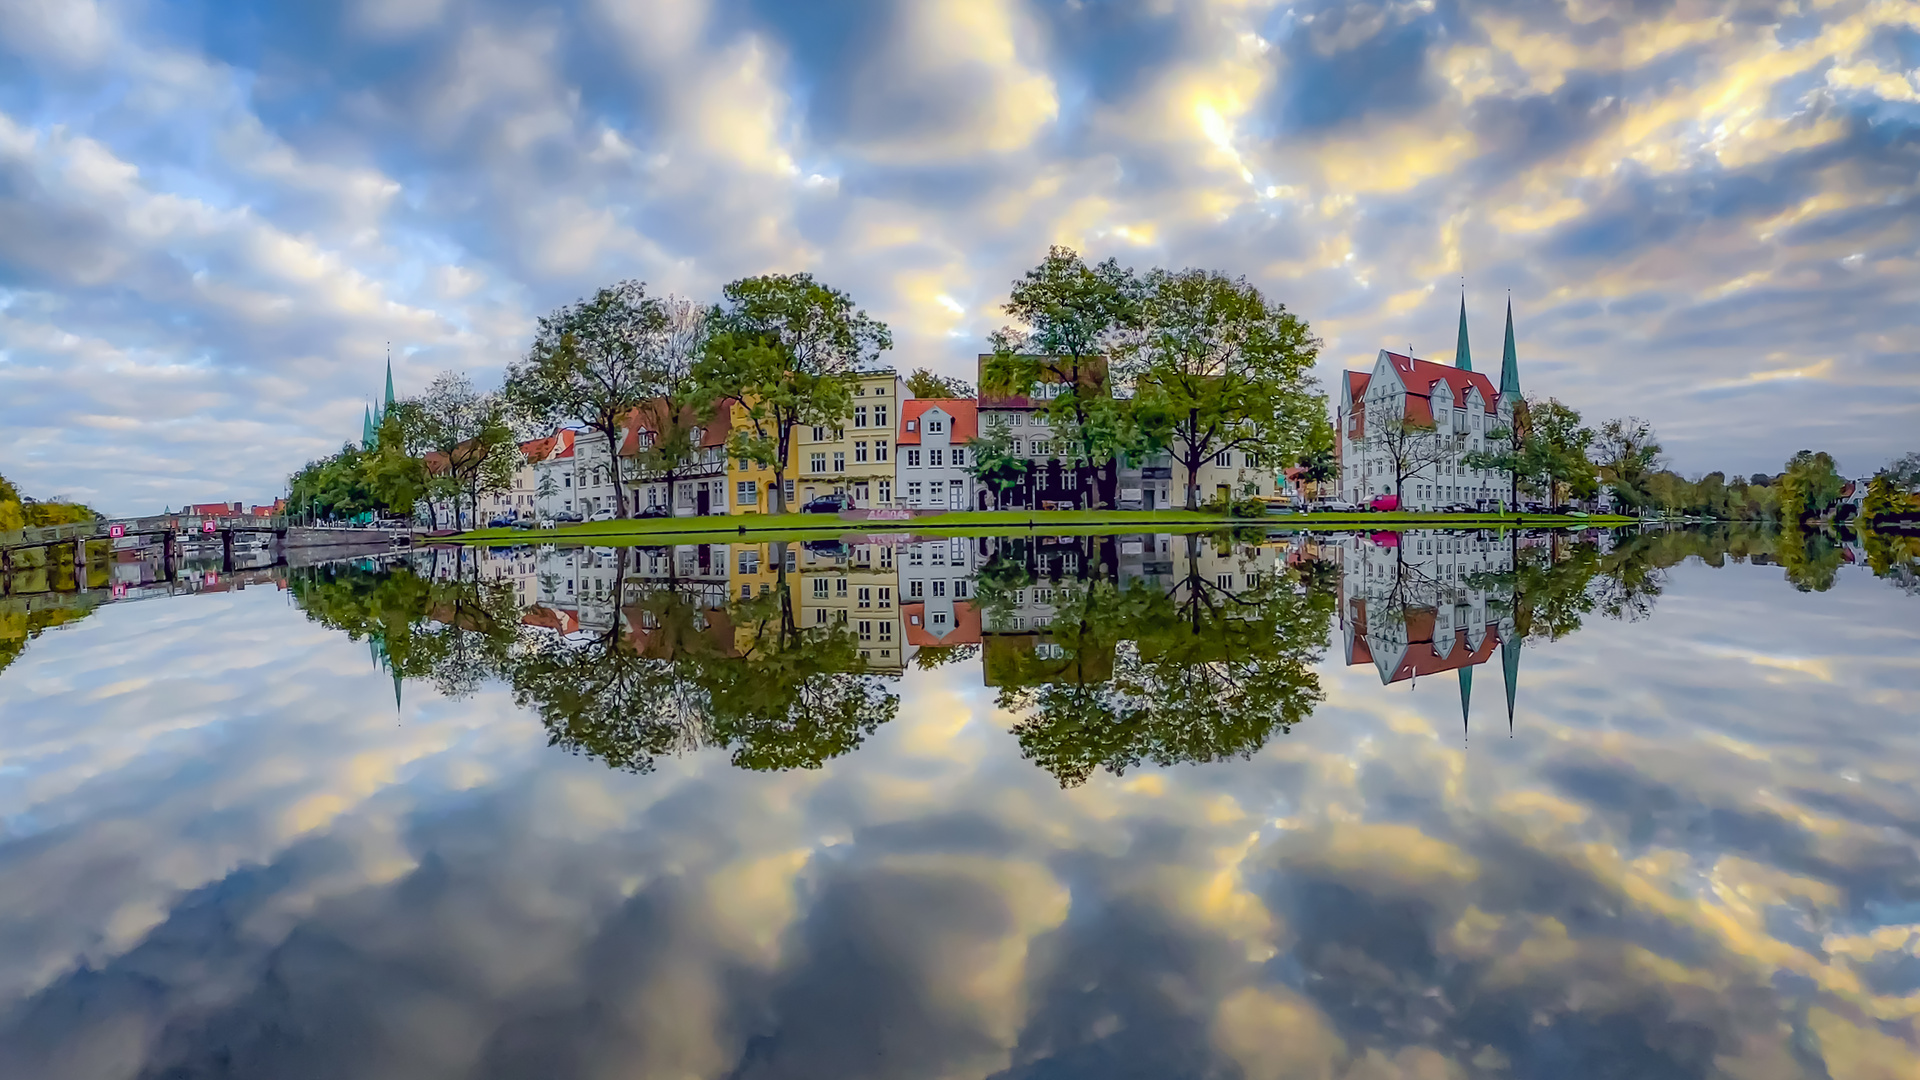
[1336,303,1524,511]
[897,399,978,511]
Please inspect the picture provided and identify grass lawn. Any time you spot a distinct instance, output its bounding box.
[454,509,1635,546]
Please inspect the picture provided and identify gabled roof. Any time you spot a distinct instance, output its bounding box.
[902,600,982,646]
[1345,370,1371,402]
[1382,352,1500,414]
[521,436,556,463]
[898,399,978,445]
[618,399,733,456]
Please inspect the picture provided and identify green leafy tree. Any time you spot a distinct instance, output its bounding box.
[905,368,973,399]
[1468,396,1596,505]
[622,298,712,515]
[1130,268,1327,509]
[984,247,1144,507]
[1591,417,1664,510]
[964,416,1031,509]
[505,280,665,518]
[694,274,892,513]
[1776,450,1846,522]
[417,371,518,529]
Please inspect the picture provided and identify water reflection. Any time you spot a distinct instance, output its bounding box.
[4,527,1919,1079]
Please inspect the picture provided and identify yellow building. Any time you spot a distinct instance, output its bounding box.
[794,369,900,508]
[796,539,905,671]
[724,400,794,515]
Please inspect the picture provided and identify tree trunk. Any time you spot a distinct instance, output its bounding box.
[604,428,628,517]
[772,425,791,514]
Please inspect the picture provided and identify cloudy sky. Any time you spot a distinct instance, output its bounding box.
[2,0,1916,513]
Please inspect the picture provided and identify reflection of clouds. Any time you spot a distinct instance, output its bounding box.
[1,561,1919,1076]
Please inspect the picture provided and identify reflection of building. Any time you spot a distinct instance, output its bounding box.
[796,538,905,670]
[898,535,981,652]
[1333,530,1521,733]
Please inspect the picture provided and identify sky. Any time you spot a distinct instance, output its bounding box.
[1,0,1916,514]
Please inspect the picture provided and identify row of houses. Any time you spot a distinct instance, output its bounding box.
[477,356,1297,526]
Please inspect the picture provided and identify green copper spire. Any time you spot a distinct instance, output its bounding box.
[1454,294,1473,371]
[1499,298,1521,399]
[384,353,396,408]
[363,404,376,448]
[1458,664,1473,741]
[1501,631,1521,735]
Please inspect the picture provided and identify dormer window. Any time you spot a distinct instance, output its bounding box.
[929,417,944,434]
[906,419,917,432]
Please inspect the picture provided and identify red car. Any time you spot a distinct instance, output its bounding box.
[1369,495,1400,512]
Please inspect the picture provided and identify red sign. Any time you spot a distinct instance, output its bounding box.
[205,572,219,586]
[109,524,126,539]
[112,583,128,598]
[203,519,217,534]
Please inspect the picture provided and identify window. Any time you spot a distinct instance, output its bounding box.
[737,480,757,505]
[929,449,943,467]
[858,620,872,640]
[909,579,924,598]
[738,550,759,574]
[932,579,946,597]
[833,452,846,472]
[1216,573,1232,590]
[855,441,869,463]
[784,479,794,501]
[1012,438,1023,455]
[878,621,892,641]
[815,608,828,625]
[878,586,892,607]
[741,583,752,599]
[907,482,923,501]
[953,579,969,598]
[875,441,887,462]
[878,480,891,503]
[812,426,826,442]
[1214,451,1232,467]
[875,405,888,427]
[813,578,829,598]
[906,449,921,467]
[835,578,848,597]
[858,587,871,609]
[928,417,944,433]
[811,453,827,473]
[951,449,964,466]
[854,405,869,428]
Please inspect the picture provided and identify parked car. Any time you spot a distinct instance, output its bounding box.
[487,515,518,528]
[586,507,617,522]
[549,510,582,523]
[634,504,671,519]
[1311,499,1359,513]
[1369,495,1400,512]
[801,495,848,514]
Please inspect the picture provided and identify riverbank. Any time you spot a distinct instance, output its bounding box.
[455,509,1635,545]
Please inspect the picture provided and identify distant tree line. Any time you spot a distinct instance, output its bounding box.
[0,471,97,532]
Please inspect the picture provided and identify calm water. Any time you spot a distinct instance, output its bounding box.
[2,527,1918,1079]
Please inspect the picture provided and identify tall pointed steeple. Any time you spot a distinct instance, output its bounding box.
[1458,665,1473,741]
[384,345,396,409]
[363,404,376,448]
[1501,631,1521,735]
[1499,298,1521,399]
[1454,293,1473,371]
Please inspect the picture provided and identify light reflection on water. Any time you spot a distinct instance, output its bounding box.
[1,527,1917,1079]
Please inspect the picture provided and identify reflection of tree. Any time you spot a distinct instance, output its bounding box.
[912,644,980,670]
[994,535,1333,787]
[289,561,522,700]
[698,569,899,771]
[0,600,101,679]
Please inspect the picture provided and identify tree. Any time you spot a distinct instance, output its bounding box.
[905,368,973,399]
[1130,269,1326,509]
[695,274,892,514]
[505,280,663,518]
[1885,452,1920,490]
[964,416,1031,508]
[1365,415,1452,505]
[624,298,713,516]
[1777,449,1846,522]
[418,371,517,529]
[1591,417,1664,509]
[984,247,1144,508]
[1467,396,1595,505]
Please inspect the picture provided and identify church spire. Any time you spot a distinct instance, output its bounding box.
[1454,293,1473,371]
[363,404,376,448]
[1501,630,1521,735]
[384,344,396,408]
[1499,297,1521,399]
[1458,664,1473,741]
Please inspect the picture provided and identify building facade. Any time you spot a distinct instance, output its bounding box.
[1335,302,1523,511]
[897,399,977,510]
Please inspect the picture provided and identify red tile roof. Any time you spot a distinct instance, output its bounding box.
[903,600,982,646]
[898,399,978,445]
[1346,370,1370,401]
[617,399,733,456]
